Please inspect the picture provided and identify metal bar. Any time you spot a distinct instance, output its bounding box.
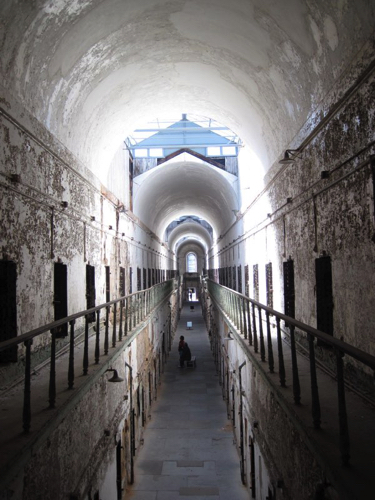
[119,299,123,341]
[266,312,274,373]
[129,296,133,332]
[290,325,301,404]
[238,296,243,334]
[95,310,100,363]
[125,298,128,336]
[258,308,265,362]
[308,333,321,429]
[276,317,286,387]
[23,339,32,432]
[242,298,248,339]
[247,300,252,345]
[112,303,117,348]
[49,331,56,408]
[83,315,89,375]
[336,349,350,465]
[104,306,109,355]
[130,143,239,149]
[252,303,258,353]
[68,320,75,389]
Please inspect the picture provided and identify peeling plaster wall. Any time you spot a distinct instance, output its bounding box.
[0,88,173,383]
[215,48,375,376]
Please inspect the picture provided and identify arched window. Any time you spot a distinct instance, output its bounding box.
[187,253,197,272]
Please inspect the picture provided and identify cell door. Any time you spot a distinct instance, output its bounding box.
[283,259,295,322]
[315,255,334,339]
[119,266,126,297]
[129,267,133,294]
[105,265,110,302]
[0,260,18,362]
[54,262,68,337]
[143,268,147,290]
[86,264,96,322]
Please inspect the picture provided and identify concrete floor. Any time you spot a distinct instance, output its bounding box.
[125,302,250,500]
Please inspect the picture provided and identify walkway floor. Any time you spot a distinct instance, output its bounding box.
[125,302,250,500]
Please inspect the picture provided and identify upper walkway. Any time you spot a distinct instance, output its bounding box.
[125,302,249,500]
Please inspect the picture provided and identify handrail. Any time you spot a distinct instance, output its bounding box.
[203,278,375,466]
[0,280,174,352]
[204,280,375,370]
[0,279,176,433]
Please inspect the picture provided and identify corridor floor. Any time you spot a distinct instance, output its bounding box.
[125,302,250,500]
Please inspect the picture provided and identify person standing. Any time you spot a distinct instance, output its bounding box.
[178,335,186,367]
[178,335,191,368]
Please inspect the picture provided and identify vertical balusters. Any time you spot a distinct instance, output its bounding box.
[95,310,100,363]
[49,330,56,408]
[104,306,109,354]
[68,319,75,389]
[289,325,301,404]
[119,300,123,341]
[336,348,350,465]
[276,317,286,387]
[112,303,117,348]
[266,312,274,373]
[252,303,258,353]
[258,308,265,362]
[83,315,89,375]
[23,339,32,432]
[308,333,321,429]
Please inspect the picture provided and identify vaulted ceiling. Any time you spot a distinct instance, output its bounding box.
[1,0,374,243]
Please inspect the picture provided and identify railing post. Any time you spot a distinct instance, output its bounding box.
[266,312,274,373]
[308,333,321,429]
[290,325,301,404]
[95,310,100,363]
[124,297,129,336]
[258,308,265,362]
[112,303,117,348]
[104,306,109,354]
[49,330,56,408]
[23,339,32,432]
[252,303,258,353]
[119,300,123,341]
[238,296,243,334]
[129,296,133,332]
[336,348,350,465]
[247,301,252,345]
[276,317,286,387]
[242,298,247,340]
[68,319,75,389]
[83,315,89,375]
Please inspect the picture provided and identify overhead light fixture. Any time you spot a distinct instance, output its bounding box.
[106,368,124,383]
[279,149,301,164]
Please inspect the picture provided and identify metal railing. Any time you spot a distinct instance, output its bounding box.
[203,279,375,466]
[0,279,175,433]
